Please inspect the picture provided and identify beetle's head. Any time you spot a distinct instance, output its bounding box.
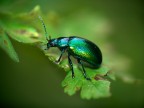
[39,16,58,49]
[47,38,58,49]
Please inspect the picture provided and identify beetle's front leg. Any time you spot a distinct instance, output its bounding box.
[55,48,65,64]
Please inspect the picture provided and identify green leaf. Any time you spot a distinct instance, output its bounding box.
[37,12,115,99]
[61,63,111,99]
[7,23,41,43]
[15,5,41,21]
[81,80,110,99]
[0,27,19,62]
[43,45,111,99]
[0,5,136,99]
[62,71,83,96]
[0,5,43,44]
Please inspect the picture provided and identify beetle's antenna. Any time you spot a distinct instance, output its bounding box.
[49,35,51,40]
[38,16,49,41]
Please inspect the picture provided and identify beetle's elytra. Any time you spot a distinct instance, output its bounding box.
[39,16,102,80]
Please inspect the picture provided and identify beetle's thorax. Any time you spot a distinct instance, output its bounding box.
[57,37,69,48]
[47,37,69,49]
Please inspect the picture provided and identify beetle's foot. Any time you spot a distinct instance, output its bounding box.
[85,77,91,81]
[72,74,75,79]
[55,60,60,64]
[84,75,91,80]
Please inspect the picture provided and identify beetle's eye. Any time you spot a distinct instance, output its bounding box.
[50,42,54,46]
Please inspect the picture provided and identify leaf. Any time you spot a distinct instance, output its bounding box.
[15,5,41,21]
[0,5,43,44]
[81,80,110,99]
[0,27,19,62]
[7,23,41,43]
[61,63,111,99]
[36,12,115,99]
[42,44,111,99]
[62,71,83,96]
[0,5,135,99]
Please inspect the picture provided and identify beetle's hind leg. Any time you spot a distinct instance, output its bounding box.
[68,54,75,78]
[77,59,91,80]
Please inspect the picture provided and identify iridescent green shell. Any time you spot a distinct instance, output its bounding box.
[68,36,102,68]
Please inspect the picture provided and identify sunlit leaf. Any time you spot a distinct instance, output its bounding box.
[81,80,110,99]
[7,23,41,43]
[61,64,111,99]
[0,27,19,62]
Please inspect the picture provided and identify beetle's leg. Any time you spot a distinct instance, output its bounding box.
[55,49,65,63]
[77,59,91,80]
[68,54,75,78]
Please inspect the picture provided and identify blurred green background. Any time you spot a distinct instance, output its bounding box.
[0,0,144,108]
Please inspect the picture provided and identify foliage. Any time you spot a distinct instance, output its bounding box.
[0,6,135,99]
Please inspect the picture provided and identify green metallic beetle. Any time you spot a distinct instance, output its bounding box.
[39,16,102,80]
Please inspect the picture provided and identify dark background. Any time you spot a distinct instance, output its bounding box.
[0,0,144,108]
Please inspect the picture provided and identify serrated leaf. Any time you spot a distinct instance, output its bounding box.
[0,5,43,44]
[61,62,111,99]
[81,80,110,99]
[42,45,111,99]
[0,27,19,62]
[7,23,41,43]
[62,71,83,96]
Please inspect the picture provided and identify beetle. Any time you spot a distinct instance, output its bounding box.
[39,16,102,80]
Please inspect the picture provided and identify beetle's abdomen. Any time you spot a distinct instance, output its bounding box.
[68,37,102,68]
